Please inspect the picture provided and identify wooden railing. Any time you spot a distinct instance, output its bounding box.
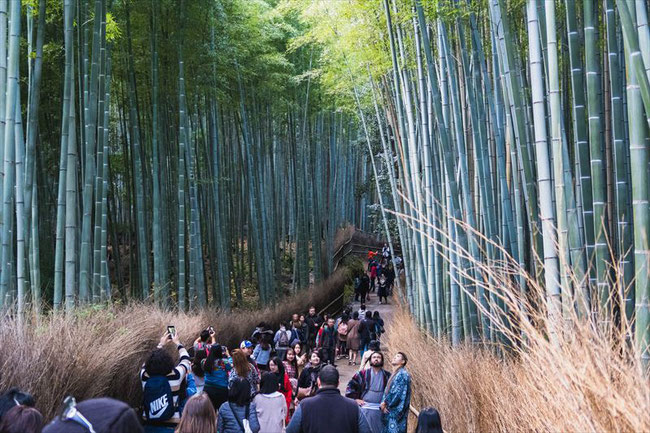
[319,230,392,318]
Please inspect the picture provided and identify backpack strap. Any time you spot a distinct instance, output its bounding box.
[229,403,246,432]
[229,403,250,432]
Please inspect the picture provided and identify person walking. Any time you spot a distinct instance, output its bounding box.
[373,312,385,341]
[359,312,375,357]
[203,345,233,411]
[369,264,378,293]
[254,373,287,433]
[304,307,323,351]
[377,275,389,304]
[336,314,349,360]
[346,312,361,366]
[320,318,337,366]
[380,353,412,433]
[384,264,395,297]
[269,357,292,424]
[175,394,217,433]
[229,349,260,397]
[252,338,273,372]
[291,315,309,348]
[286,365,371,433]
[275,322,293,361]
[358,275,370,303]
[217,377,261,433]
[346,352,391,433]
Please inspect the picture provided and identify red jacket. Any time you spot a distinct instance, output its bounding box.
[280,372,292,423]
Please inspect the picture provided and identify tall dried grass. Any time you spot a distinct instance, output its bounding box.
[385,207,650,432]
[387,304,650,432]
[0,268,351,420]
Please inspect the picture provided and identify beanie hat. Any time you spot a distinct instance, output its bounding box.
[43,398,143,433]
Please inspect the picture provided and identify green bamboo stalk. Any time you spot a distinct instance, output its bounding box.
[0,0,20,308]
[527,0,561,323]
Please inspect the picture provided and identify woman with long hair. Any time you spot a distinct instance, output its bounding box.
[283,348,299,393]
[202,345,233,410]
[175,394,216,433]
[192,349,208,394]
[415,408,443,433]
[217,377,260,433]
[346,311,361,365]
[229,349,259,396]
[296,350,322,401]
[253,373,286,433]
[269,357,292,423]
[336,313,349,360]
[292,343,307,376]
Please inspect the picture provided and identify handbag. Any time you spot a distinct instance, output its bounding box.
[229,402,253,433]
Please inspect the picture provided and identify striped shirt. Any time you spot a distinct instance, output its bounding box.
[140,344,191,422]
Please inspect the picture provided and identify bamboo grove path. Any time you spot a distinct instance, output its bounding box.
[337,269,395,394]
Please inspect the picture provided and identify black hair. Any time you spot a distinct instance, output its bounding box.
[259,372,280,395]
[203,345,224,375]
[200,330,211,342]
[228,377,252,406]
[415,407,443,433]
[144,349,175,376]
[341,313,349,322]
[397,351,408,366]
[352,311,359,320]
[372,311,381,320]
[0,389,35,420]
[368,340,380,351]
[370,351,384,367]
[365,311,372,319]
[192,349,208,378]
[318,365,339,387]
[270,357,287,392]
[360,303,366,309]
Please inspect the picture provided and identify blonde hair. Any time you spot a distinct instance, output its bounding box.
[231,349,251,377]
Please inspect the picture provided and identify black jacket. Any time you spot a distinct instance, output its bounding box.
[286,388,371,433]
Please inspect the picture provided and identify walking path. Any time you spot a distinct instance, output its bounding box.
[338,287,395,394]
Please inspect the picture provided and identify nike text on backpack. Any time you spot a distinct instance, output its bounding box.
[143,376,175,421]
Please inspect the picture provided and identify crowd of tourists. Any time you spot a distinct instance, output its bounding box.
[0,249,444,433]
[355,245,400,305]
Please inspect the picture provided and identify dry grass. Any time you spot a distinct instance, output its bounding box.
[385,202,650,432]
[386,306,650,432]
[0,268,351,420]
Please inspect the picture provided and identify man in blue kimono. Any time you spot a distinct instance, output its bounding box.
[380,352,411,433]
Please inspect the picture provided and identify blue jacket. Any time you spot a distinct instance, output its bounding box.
[252,344,271,366]
[204,358,233,388]
[217,402,261,433]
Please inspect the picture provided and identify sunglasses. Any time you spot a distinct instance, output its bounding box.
[59,396,97,433]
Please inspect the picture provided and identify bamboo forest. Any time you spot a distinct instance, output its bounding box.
[2,0,650,431]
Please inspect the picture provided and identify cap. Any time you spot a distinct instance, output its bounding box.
[240,340,253,349]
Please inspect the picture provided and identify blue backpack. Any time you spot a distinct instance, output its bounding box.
[143,375,175,421]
